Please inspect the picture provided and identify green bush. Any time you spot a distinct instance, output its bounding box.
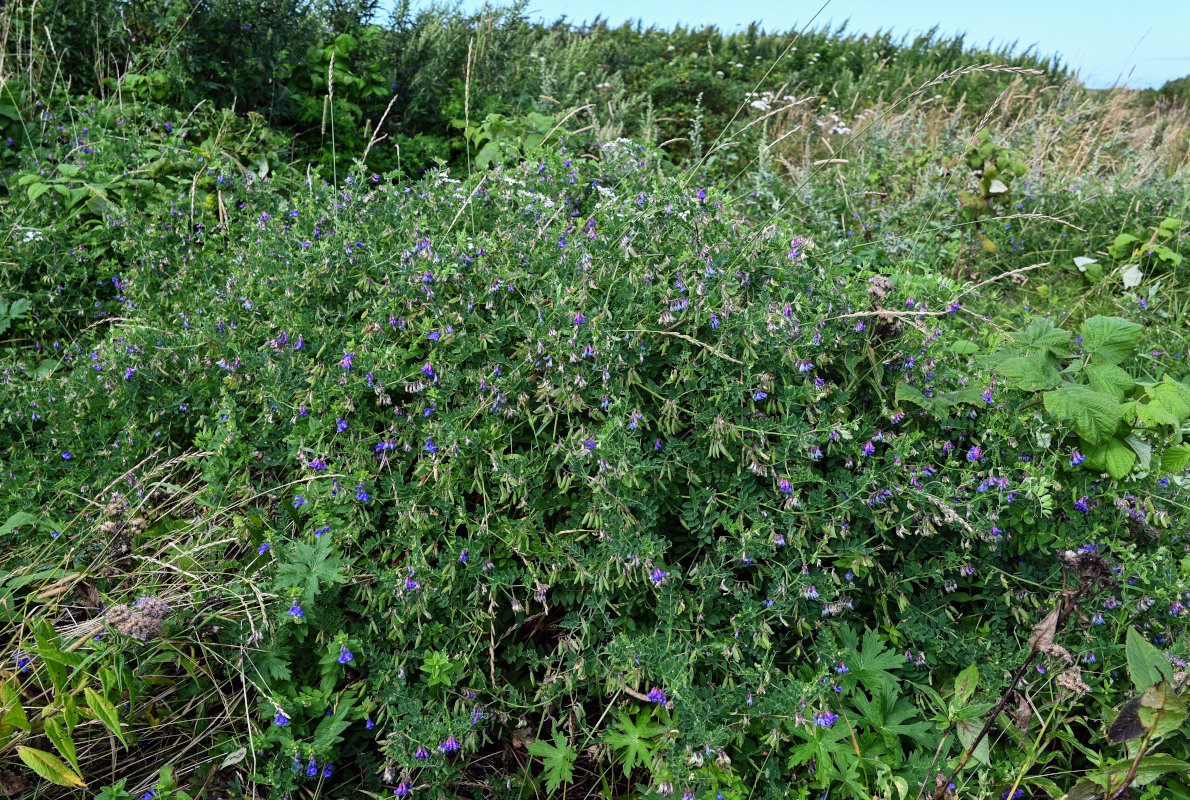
[1,97,1188,799]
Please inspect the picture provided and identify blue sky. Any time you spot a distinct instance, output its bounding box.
[419,0,1190,89]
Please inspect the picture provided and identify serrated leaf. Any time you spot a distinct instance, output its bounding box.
[44,717,79,773]
[1043,387,1122,445]
[1,681,30,731]
[604,712,662,778]
[1016,319,1072,357]
[1104,437,1137,479]
[84,688,126,746]
[995,351,1061,391]
[1092,754,1190,788]
[1160,445,1190,473]
[1082,363,1134,401]
[527,731,576,793]
[1081,316,1142,365]
[17,746,86,787]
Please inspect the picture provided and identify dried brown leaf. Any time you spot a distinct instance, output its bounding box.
[1028,607,1059,653]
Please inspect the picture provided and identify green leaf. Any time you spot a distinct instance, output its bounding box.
[274,537,349,606]
[1092,754,1190,788]
[27,182,50,203]
[1082,363,1135,401]
[604,712,663,777]
[1160,445,1190,474]
[527,731,577,793]
[1126,627,1176,692]
[837,627,903,695]
[1081,316,1143,365]
[1138,681,1187,740]
[311,696,355,751]
[0,512,42,537]
[1016,319,1071,357]
[950,340,979,355]
[895,382,946,419]
[954,664,979,704]
[1104,437,1137,479]
[1150,376,1190,423]
[1,680,30,731]
[44,716,79,773]
[1043,387,1122,445]
[994,351,1061,391]
[954,715,990,766]
[17,746,87,788]
[84,687,126,746]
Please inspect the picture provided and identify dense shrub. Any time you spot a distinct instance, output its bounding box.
[2,94,1189,799]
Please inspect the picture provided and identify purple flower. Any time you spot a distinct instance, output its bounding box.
[355,485,370,502]
[440,736,461,753]
[966,445,982,462]
[647,687,667,704]
[459,549,469,563]
[1075,496,1090,514]
[257,543,272,554]
[336,419,348,432]
[394,783,410,796]
[427,330,440,341]
[813,710,839,728]
[1069,450,1085,466]
[414,745,430,761]
[711,314,720,329]
[340,352,354,370]
[573,312,587,325]
[835,662,849,674]
[273,711,289,726]
[421,362,435,378]
[777,477,793,494]
[655,439,663,451]
[338,646,354,664]
[583,437,597,450]
[288,604,303,618]
[309,458,328,471]
[365,716,375,730]
[753,390,768,401]
[861,441,876,457]
[294,335,304,350]
[322,763,333,778]
[293,496,306,508]
[424,437,437,454]
[62,451,73,460]
[306,757,318,777]
[981,387,993,403]
[650,568,668,583]
[805,585,818,599]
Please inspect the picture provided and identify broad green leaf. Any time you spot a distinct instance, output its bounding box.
[27,182,50,203]
[1160,445,1190,473]
[1043,387,1122,445]
[950,340,979,355]
[895,382,946,419]
[995,351,1060,391]
[1016,319,1071,357]
[527,731,577,793]
[84,687,126,746]
[0,512,42,537]
[1082,363,1134,401]
[954,715,990,765]
[17,746,86,788]
[1138,681,1187,740]
[954,664,979,704]
[44,716,79,773]
[1104,437,1137,479]
[1150,377,1190,422]
[1081,316,1142,365]
[1126,627,1176,692]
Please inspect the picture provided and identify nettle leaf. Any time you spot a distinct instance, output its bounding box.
[1160,444,1190,473]
[1082,363,1135,401]
[527,731,577,793]
[1015,319,1071,358]
[1043,387,1122,445]
[604,712,663,777]
[994,351,1061,391]
[1081,316,1143,365]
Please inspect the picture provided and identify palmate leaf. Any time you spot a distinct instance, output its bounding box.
[837,627,903,694]
[527,731,577,793]
[275,537,349,605]
[604,711,663,777]
[849,684,933,757]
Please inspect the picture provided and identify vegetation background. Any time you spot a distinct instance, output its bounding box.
[1,1,1189,799]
